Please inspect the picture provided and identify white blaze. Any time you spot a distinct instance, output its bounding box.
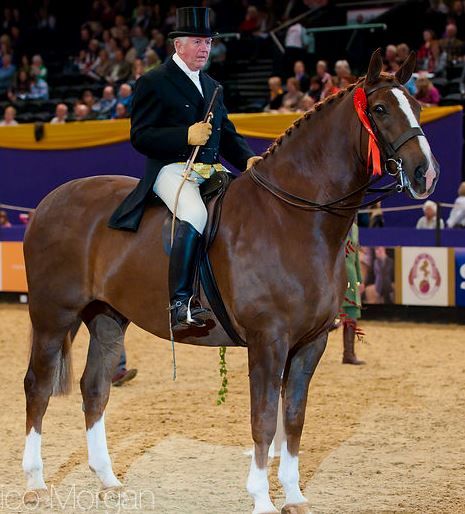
[391,88,436,191]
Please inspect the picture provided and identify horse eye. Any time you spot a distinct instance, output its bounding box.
[374,105,387,115]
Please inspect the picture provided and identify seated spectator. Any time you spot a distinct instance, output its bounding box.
[315,60,331,84]
[81,89,97,111]
[320,75,339,99]
[293,60,309,93]
[279,77,304,112]
[131,25,148,59]
[0,54,16,96]
[206,38,227,79]
[111,14,129,42]
[73,103,91,121]
[19,55,30,75]
[106,48,131,84]
[298,94,315,112]
[102,29,113,54]
[416,200,444,229]
[117,83,133,114]
[450,0,465,40]
[149,30,166,62]
[264,76,284,112]
[369,202,384,228]
[439,23,464,65]
[92,85,117,119]
[81,39,101,75]
[0,105,17,126]
[383,44,398,72]
[415,76,440,106]
[50,103,68,124]
[239,6,260,35]
[0,210,12,227]
[333,59,356,88]
[30,54,47,81]
[417,29,440,72]
[364,246,395,304]
[121,37,137,64]
[396,43,411,66]
[395,43,417,95]
[12,69,30,97]
[162,5,177,34]
[25,76,49,100]
[112,102,128,119]
[308,76,322,102]
[447,182,465,228]
[130,58,144,84]
[144,48,160,73]
[88,48,113,81]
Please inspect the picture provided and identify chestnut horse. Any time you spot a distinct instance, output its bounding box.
[22,50,438,513]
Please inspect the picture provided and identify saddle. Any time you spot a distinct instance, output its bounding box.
[161,171,247,347]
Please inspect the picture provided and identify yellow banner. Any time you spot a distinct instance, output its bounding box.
[0,242,27,292]
[0,105,461,151]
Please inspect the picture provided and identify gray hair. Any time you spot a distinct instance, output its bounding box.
[174,36,189,47]
[423,200,437,213]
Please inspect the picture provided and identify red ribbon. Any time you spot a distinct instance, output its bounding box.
[353,88,382,176]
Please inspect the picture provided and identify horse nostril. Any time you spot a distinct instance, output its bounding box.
[414,166,426,182]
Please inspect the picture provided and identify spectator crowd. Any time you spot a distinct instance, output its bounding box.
[0,0,465,125]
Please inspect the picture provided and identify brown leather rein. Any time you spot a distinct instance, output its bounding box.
[249,82,424,216]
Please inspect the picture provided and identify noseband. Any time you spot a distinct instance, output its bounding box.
[248,80,426,214]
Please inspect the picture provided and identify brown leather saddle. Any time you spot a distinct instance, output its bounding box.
[160,171,246,346]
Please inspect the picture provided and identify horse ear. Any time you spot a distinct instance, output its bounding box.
[395,51,416,84]
[366,48,383,85]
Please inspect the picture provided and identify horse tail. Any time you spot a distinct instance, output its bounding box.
[51,330,74,397]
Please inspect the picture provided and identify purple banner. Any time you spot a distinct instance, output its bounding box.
[0,112,462,228]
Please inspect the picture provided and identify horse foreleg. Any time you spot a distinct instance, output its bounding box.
[246,334,288,514]
[278,333,327,514]
[80,314,125,491]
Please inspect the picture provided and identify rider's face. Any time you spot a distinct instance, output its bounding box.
[176,37,212,71]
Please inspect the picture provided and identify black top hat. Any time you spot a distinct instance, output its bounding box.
[168,7,218,39]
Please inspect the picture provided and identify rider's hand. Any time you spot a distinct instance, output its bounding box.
[245,155,263,172]
[188,121,212,146]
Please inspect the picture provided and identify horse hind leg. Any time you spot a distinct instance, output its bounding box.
[23,325,74,501]
[80,313,126,492]
[278,333,328,514]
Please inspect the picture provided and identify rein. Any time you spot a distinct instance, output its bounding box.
[249,80,423,215]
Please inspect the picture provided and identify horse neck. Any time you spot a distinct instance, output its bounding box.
[257,91,368,209]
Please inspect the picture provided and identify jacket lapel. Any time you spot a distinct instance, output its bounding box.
[165,58,204,109]
[200,72,216,118]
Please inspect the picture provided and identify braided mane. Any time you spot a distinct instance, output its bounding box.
[261,74,396,159]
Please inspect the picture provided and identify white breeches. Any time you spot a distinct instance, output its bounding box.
[153,163,208,234]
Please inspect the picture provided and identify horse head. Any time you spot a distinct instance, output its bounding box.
[363,48,440,199]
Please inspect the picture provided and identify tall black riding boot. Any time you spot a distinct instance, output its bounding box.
[169,220,210,331]
[342,321,366,365]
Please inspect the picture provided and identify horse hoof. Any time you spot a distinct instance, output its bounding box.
[23,488,48,506]
[98,486,126,501]
[281,502,312,514]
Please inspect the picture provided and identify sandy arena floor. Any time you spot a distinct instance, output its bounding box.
[0,304,464,513]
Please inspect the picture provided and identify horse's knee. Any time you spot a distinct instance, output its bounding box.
[24,368,36,395]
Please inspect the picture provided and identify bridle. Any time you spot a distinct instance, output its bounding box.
[249,80,425,216]
[364,82,424,190]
